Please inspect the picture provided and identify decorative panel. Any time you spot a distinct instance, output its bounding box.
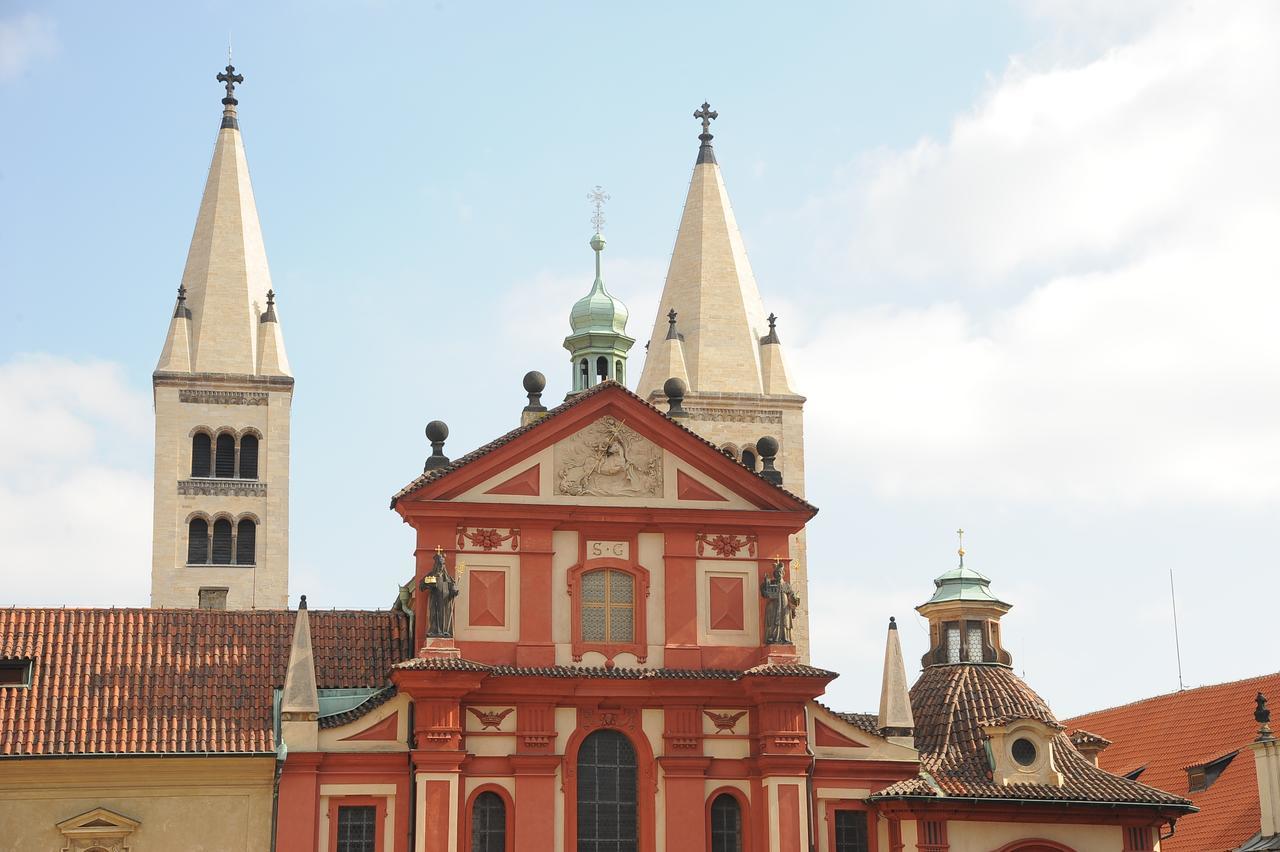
[554,416,662,497]
[708,576,744,631]
[469,570,506,628]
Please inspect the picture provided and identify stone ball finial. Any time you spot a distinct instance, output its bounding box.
[757,435,782,485]
[663,377,689,418]
[523,371,547,395]
[756,435,779,458]
[424,421,451,471]
[299,594,308,610]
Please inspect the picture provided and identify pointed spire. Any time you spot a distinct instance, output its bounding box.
[260,288,277,323]
[256,289,291,376]
[171,62,289,377]
[643,308,689,389]
[280,594,319,750]
[156,286,193,373]
[759,312,793,394]
[878,616,915,746]
[564,188,634,392]
[637,106,777,397]
[761,312,780,345]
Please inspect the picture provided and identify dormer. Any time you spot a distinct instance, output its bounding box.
[983,718,1065,787]
[916,544,1013,668]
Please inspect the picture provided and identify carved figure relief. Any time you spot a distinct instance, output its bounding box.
[554,417,663,497]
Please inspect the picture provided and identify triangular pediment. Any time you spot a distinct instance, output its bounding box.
[57,806,141,837]
[395,383,812,516]
[808,702,919,762]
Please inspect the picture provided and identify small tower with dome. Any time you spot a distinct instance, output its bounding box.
[563,187,634,392]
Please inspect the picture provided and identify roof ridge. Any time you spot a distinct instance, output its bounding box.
[1065,670,1280,721]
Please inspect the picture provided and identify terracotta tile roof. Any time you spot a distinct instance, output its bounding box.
[0,608,412,756]
[391,658,835,680]
[389,380,815,512]
[1066,672,1280,851]
[870,664,1191,809]
[831,710,882,736]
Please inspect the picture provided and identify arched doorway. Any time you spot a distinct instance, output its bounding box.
[993,841,1077,852]
[576,729,638,851]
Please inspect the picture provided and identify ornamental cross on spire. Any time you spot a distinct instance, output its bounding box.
[956,528,966,564]
[587,185,610,234]
[694,101,718,136]
[217,64,244,103]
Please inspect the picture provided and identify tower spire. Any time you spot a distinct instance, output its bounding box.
[564,187,633,393]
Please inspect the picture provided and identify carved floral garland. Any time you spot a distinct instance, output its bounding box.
[456,526,520,551]
[695,532,758,558]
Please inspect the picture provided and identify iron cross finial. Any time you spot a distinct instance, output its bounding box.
[177,285,187,304]
[216,64,244,104]
[587,186,610,234]
[266,288,275,307]
[956,528,966,564]
[668,308,678,325]
[767,312,777,332]
[694,101,718,136]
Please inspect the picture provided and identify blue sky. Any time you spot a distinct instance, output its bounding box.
[2,1,1278,718]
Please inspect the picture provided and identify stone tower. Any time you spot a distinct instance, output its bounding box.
[150,64,292,610]
[636,104,810,658]
[564,218,634,392]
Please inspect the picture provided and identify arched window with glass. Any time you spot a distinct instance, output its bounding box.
[709,793,743,852]
[470,790,507,852]
[577,730,638,852]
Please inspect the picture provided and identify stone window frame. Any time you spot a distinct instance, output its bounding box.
[187,425,264,482]
[185,511,261,566]
[567,556,649,664]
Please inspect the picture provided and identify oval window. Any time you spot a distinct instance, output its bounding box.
[1011,737,1038,766]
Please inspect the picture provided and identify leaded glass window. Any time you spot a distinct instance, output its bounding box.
[709,793,742,852]
[472,791,506,852]
[965,623,984,662]
[577,729,638,852]
[336,804,377,852]
[580,569,635,643]
[834,810,869,852]
[946,624,961,664]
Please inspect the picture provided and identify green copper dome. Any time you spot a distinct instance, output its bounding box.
[569,234,630,335]
[923,563,1010,607]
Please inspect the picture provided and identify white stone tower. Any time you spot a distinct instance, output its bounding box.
[151,64,292,610]
[636,103,810,658]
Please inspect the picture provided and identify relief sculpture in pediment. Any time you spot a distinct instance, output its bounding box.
[555,416,663,497]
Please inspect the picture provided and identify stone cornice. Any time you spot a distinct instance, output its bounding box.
[178,479,267,497]
[153,371,294,391]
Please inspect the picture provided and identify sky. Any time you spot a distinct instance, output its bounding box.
[1,1,1277,719]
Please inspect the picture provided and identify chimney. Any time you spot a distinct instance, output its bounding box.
[1250,693,1280,840]
[1069,730,1112,767]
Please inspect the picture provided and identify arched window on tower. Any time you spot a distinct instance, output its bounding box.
[238,433,259,480]
[211,518,234,564]
[741,447,758,472]
[187,518,210,564]
[580,358,590,389]
[596,355,609,383]
[710,794,743,852]
[191,433,212,477]
[214,433,236,478]
[470,790,507,852]
[236,518,256,565]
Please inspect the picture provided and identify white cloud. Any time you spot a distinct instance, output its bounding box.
[794,0,1280,504]
[0,12,57,84]
[0,356,151,605]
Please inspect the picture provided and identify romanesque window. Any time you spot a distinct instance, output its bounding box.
[580,569,634,643]
[187,517,210,564]
[239,433,259,479]
[211,518,234,563]
[336,804,377,852]
[236,518,256,565]
[741,447,758,471]
[191,432,212,477]
[710,793,743,852]
[215,432,236,477]
[834,810,870,852]
[577,730,638,852]
[596,355,609,383]
[471,790,507,852]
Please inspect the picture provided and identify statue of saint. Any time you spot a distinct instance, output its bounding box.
[421,550,460,637]
[760,560,800,645]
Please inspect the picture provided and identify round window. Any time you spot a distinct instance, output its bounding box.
[1011,737,1038,766]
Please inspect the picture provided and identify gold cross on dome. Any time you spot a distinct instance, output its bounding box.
[956,528,965,562]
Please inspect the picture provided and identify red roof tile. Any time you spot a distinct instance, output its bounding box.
[0,608,411,756]
[1066,672,1280,852]
[870,664,1191,809]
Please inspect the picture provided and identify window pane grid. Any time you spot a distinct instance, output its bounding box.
[710,794,742,852]
[834,810,869,852]
[336,804,377,852]
[471,791,506,852]
[580,570,637,644]
[577,731,638,852]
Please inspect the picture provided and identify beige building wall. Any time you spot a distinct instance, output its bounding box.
[938,819,1127,852]
[0,757,274,851]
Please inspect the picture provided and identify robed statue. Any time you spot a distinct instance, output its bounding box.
[421,550,460,637]
[760,560,800,645]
